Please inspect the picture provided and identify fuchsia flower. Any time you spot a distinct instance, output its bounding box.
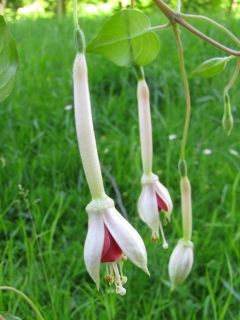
[138,173,173,246]
[73,53,149,295]
[136,77,173,246]
[85,196,148,295]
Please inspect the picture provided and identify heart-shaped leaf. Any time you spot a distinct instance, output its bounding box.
[0,15,18,103]
[192,56,232,78]
[87,9,160,67]
[0,313,22,320]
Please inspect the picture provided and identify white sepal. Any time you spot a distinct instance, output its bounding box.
[84,210,105,289]
[103,207,149,275]
[168,240,193,289]
[137,184,160,238]
[154,180,173,215]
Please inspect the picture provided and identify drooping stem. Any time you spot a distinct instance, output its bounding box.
[172,24,191,161]
[150,23,171,32]
[153,0,240,56]
[0,286,45,320]
[224,58,240,95]
[136,67,153,176]
[182,14,240,48]
[73,54,105,199]
[172,25,192,241]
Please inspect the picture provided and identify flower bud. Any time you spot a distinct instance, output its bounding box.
[222,93,234,136]
[168,239,193,289]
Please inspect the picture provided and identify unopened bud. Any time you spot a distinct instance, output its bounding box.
[168,239,194,289]
[222,93,234,136]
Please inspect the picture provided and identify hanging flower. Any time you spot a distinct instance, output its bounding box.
[84,196,149,295]
[136,76,173,247]
[138,173,173,247]
[73,53,149,295]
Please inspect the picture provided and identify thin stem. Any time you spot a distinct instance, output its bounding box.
[73,0,79,29]
[150,23,171,32]
[131,0,134,9]
[172,24,191,161]
[224,58,240,95]
[176,0,181,13]
[153,0,240,56]
[0,286,45,320]
[182,13,240,48]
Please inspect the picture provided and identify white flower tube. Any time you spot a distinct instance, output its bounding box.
[73,53,105,199]
[181,176,192,241]
[137,79,153,176]
[137,77,173,246]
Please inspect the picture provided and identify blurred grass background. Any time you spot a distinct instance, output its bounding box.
[0,1,240,319]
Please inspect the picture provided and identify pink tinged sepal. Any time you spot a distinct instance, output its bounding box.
[138,184,160,238]
[168,239,194,290]
[154,180,173,221]
[84,209,105,290]
[103,206,149,275]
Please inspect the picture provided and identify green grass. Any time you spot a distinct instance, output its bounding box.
[0,8,240,320]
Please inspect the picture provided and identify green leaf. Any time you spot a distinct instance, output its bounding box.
[0,313,22,320]
[87,9,160,67]
[192,56,232,78]
[0,15,18,103]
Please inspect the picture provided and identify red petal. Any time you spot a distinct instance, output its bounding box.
[156,193,168,212]
[101,225,122,263]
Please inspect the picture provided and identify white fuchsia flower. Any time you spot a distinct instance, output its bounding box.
[73,52,149,295]
[136,76,173,247]
[85,196,149,295]
[138,173,173,247]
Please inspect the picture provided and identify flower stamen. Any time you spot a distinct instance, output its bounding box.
[159,219,168,249]
[104,258,127,296]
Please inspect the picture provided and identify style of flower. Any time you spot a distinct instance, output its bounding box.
[136,76,173,247]
[73,52,149,295]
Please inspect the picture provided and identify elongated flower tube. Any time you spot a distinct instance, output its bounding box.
[136,74,173,247]
[168,170,194,289]
[73,52,148,295]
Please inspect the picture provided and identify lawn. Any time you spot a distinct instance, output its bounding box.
[0,7,240,320]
